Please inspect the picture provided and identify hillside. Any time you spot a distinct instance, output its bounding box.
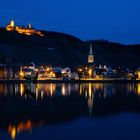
[0,28,83,68]
[86,40,140,69]
[0,28,140,69]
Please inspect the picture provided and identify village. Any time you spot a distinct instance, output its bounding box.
[0,43,140,81]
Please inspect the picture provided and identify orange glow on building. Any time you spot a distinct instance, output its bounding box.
[88,69,92,77]
[6,20,44,37]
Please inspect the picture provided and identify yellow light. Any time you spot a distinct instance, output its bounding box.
[53,74,55,77]
[62,84,66,96]
[88,83,92,98]
[80,84,82,95]
[11,127,16,140]
[46,67,50,71]
[138,72,140,79]
[8,125,16,140]
[50,71,55,77]
[20,83,24,96]
[20,71,24,77]
[10,20,14,27]
[138,84,140,95]
[50,83,53,96]
[88,69,92,77]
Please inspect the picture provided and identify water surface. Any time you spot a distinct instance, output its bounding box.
[0,82,140,140]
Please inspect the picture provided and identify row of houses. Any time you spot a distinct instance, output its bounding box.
[0,63,140,80]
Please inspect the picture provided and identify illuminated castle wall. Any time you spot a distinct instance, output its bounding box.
[10,20,14,27]
[6,20,44,36]
[6,20,15,31]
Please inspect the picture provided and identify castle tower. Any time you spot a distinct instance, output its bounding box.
[88,43,94,64]
[10,20,14,27]
[27,23,31,29]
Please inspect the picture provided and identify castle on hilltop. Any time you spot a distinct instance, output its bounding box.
[6,20,44,36]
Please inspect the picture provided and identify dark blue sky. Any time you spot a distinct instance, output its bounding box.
[0,0,140,44]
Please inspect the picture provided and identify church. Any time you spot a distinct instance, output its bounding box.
[77,43,96,78]
[88,43,94,64]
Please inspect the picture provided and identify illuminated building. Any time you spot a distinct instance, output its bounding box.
[88,43,94,64]
[77,42,96,78]
[6,20,15,31]
[6,20,44,36]
[10,20,14,27]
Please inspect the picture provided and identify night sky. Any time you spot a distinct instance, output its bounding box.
[0,0,140,44]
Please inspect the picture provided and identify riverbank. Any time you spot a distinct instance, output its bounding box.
[0,78,140,83]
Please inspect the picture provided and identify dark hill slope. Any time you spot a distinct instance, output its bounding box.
[0,29,83,68]
[87,40,140,68]
[0,29,140,69]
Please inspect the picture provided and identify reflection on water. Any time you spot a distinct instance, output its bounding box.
[0,82,140,139]
[8,120,32,140]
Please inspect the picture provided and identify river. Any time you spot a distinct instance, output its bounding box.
[0,82,140,140]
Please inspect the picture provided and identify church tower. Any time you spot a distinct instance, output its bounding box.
[10,20,14,27]
[88,43,94,64]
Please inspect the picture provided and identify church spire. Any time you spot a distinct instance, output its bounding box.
[89,43,93,55]
[88,42,94,64]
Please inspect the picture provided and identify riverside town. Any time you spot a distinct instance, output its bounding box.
[1,1,140,140]
[0,20,140,82]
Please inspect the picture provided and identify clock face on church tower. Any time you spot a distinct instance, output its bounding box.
[88,55,94,63]
[90,57,93,61]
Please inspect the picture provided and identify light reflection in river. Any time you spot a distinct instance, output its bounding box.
[0,82,140,99]
[0,82,140,140]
